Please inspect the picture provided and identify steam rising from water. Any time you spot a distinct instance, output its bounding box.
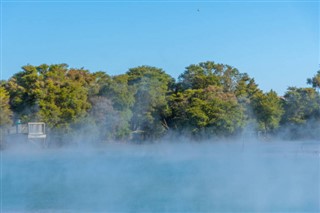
[2,140,320,212]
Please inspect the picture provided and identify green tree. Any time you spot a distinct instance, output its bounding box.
[38,64,91,131]
[282,87,320,125]
[88,73,134,140]
[0,86,13,147]
[252,90,284,134]
[168,86,245,137]
[0,86,13,148]
[0,86,13,128]
[168,61,251,138]
[6,65,43,122]
[6,64,92,133]
[92,71,112,96]
[126,66,174,140]
[307,70,320,92]
[87,96,124,141]
[235,73,263,127]
[179,61,241,92]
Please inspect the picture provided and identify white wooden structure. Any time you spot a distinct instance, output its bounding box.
[27,122,47,147]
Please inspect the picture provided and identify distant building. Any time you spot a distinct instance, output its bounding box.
[7,121,47,147]
[28,122,46,139]
[27,122,47,147]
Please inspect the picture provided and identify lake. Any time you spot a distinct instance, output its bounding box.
[2,141,320,212]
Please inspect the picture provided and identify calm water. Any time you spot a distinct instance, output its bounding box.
[2,141,320,212]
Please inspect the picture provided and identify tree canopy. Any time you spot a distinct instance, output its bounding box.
[2,62,319,143]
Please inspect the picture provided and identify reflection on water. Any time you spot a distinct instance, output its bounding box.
[2,141,320,212]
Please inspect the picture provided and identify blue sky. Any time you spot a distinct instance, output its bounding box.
[1,0,319,95]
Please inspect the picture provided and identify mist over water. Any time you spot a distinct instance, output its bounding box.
[2,140,320,212]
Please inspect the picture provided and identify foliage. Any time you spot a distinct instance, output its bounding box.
[6,65,43,122]
[235,73,263,127]
[87,96,127,140]
[3,63,320,142]
[178,61,241,92]
[281,87,320,125]
[307,70,320,91]
[127,66,175,140]
[88,74,134,140]
[0,86,13,147]
[0,86,13,128]
[168,86,245,138]
[6,64,91,132]
[39,64,91,131]
[252,90,284,133]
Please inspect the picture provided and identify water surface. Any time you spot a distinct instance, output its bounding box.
[2,141,320,212]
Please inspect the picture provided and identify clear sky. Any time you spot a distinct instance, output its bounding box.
[1,0,319,95]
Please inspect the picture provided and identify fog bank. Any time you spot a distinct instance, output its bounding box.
[2,140,320,212]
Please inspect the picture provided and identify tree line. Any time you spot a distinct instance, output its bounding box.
[1,61,319,145]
